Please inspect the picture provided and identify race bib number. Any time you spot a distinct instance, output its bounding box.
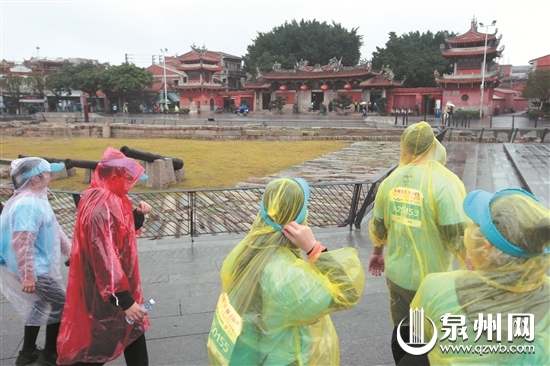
[390,188,423,227]
[207,293,242,365]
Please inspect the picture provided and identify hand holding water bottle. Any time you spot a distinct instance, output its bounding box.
[125,299,155,324]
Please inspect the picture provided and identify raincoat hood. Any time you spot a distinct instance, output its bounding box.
[399,122,446,165]
[11,157,65,194]
[90,147,145,197]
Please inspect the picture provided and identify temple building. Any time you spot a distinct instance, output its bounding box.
[244,58,402,113]
[436,18,504,116]
[160,45,253,112]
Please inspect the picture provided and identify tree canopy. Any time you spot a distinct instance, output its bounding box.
[243,19,363,76]
[371,31,454,87]
[45,62,152,101]
[522,69,550,109]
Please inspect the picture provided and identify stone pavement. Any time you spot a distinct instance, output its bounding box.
[1,140,549,366]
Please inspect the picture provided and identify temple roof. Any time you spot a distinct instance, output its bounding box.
[442,47,501,57]
[359,75,402,87]
[436,75,500,85]
[446,26,497,45]
[260,68,377,80]
[244,80,272,89]
[392,87,443,94]
[173,84,225,90]
[176,64,223,72]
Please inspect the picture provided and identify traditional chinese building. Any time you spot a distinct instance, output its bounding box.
[436,18,503,116]
[162,45,253,112]
[245,58,402,113]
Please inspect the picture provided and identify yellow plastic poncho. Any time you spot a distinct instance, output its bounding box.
[411,190,550,365]
[368,122,468,322]
[207,178,365,366]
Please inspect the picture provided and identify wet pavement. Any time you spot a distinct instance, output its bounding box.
[1,137,548,365]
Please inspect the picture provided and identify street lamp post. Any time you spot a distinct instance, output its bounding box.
[160,48,168,117]
[36,46,40,59]
[479,20,496,119]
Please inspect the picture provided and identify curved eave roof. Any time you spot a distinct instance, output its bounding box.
[261,69,377,80]
[177,65,223,72]
[174,84,226,90]
[435,76,500,85]
[359,76,402,87]
[442,48,501,57]
[447,28,497,44]
[392,87,443,94]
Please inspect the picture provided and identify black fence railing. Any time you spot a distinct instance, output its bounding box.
[442,127,550,143]
[1,180,378,240]
[0,113,45,122]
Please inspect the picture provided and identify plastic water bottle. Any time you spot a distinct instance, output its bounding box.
[126,299,155,324]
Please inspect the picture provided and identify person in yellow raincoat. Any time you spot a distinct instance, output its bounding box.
[368,122,468,364]
[408,188,549,365]
[207,177,365,365]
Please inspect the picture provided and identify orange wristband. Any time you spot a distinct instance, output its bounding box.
[307,241,326,259]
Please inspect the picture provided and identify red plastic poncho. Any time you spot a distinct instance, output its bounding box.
[57,148,149,365]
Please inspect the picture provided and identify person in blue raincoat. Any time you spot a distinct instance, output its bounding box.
[0,158,71,366]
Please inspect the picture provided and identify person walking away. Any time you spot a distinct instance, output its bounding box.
[112,104,118,117]
[368,122,468,365]
[407,188,549,366]
[0,158,71,366]
[57,147,151,366]
[207,177,365,365]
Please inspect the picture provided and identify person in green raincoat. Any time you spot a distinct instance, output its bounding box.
[407,188,549,365]
[368,122,468,364]
[207,177,365,365]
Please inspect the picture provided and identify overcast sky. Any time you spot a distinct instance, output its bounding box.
[2,0,549,69]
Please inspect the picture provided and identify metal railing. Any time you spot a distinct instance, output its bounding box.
[0,113,45,122]
[443,127,549,143]
[1,180,376,240]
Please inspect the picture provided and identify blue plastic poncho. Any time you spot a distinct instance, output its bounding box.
[0,157,71,326]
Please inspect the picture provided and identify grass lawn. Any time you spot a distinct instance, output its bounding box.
[0,137,350,191]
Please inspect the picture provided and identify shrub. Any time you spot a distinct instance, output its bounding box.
[455,109,480,118]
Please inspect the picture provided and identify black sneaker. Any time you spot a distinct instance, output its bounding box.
[15,347,41,366]
[37,350,58,366]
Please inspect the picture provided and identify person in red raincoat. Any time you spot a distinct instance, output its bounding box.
[57,147,151,366]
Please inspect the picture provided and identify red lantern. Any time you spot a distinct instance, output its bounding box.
[344,83,353,90]
[279,85,288,91]
[320,84,329,91]
[300,85,309,91]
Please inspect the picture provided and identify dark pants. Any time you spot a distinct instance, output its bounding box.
[27,275,66,324]
[71,333,148,366]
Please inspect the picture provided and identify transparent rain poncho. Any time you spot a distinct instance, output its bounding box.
[369,122,468,301]
[207,178,365,365]
[411,189,550,365]
[57,147,149,365]
[0,158,71,326]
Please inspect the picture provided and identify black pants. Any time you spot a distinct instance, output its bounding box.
[72,333,148,366]
[27,275,66,324]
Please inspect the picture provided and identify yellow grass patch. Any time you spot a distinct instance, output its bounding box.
[0,137,350,191]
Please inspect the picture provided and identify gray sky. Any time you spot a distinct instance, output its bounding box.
[2,0,549,68]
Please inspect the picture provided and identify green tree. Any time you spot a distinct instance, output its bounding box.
[332,93,353,115]
[45,64,74,96]
[99,63,153,105]
[71,62,106,109]
[268,96,287,114]
[0,74,25,112]
[522,69,550,110]
[372,31,454,87]
[25,72,46,98]
[243,19,363,76]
